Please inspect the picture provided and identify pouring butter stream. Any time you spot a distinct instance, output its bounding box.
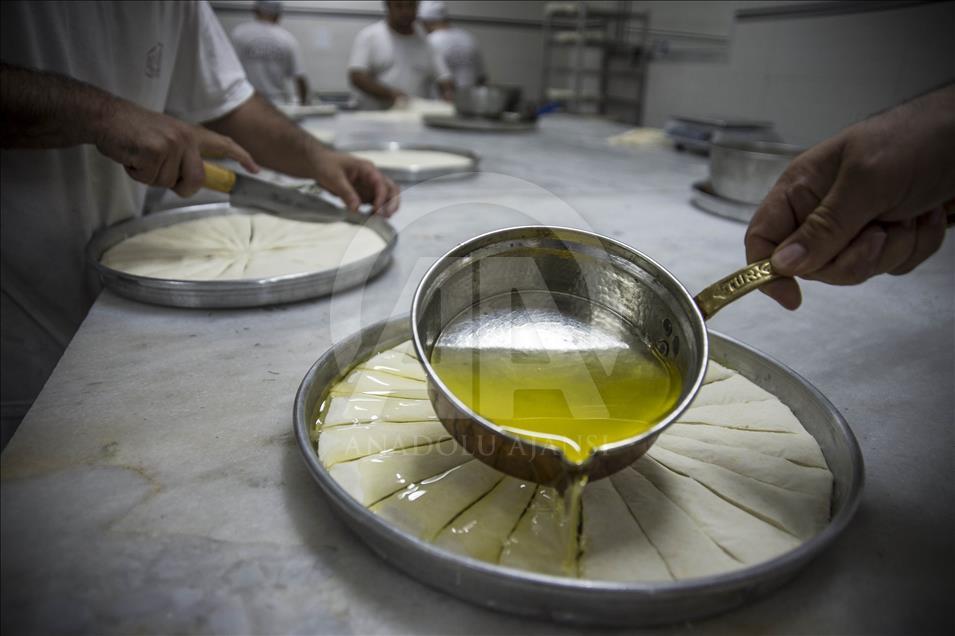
[412,227,784,575]
[430,312,684,574]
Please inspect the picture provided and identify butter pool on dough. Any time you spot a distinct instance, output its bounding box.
[101,212,385,281]
[330,367,430,399]
[370,460,503,541]
[315,341,834,582]
[322,395,439,427]
[318,420,450,466]
[328,438,471,506]
[432,477,536,564]
[498,487,578,577]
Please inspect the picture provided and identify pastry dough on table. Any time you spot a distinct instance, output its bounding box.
[349,149,472,172]
[371,460,503,541]
[579,477,673,582]
[328,438,471,506]
[101,213,385,281]
[314,340,835,582]
[318,420,450,467]
[433,477,535,563]
[498,487,576,577]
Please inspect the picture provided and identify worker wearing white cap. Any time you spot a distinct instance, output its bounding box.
[348,0,453,109]
[231,1,311,105]
[418,0,486,89]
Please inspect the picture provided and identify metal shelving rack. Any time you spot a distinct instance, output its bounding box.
[540,1,650,124]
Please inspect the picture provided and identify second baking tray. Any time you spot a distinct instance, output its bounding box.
[86,202,397,309]
[340,142,480,183]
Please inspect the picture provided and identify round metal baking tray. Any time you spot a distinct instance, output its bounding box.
[277,102,338,120]
[340,142,480,183]
[293,315,864,626]
[423,114,537,133]
[87,202,397,309]
[691,180,759,224]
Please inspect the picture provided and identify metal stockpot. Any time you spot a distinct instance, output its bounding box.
[411,226,780,486]
[709,137,804,204]
[454,85,516,119]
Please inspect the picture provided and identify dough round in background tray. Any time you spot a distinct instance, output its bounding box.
[312,341,834,582]
[101,212,386,281]
[349,149,473,172]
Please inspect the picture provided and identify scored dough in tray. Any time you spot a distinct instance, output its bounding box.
[311,342,834,582]
[101,213,386,281]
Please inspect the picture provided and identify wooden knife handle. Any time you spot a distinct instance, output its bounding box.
[203,162,237,193]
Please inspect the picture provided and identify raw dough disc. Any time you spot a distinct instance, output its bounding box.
[101,212,386,281]
[314,341,834,582]
[349,149,473,172]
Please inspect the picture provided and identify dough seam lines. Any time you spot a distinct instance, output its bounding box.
[313,342,834,581]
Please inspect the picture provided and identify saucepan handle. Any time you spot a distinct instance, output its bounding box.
[694,258,780,320]
[202,161,237,194]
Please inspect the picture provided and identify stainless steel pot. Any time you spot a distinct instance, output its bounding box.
[454,85,520,119]
[709,137,803,204]
[411,226,781,486]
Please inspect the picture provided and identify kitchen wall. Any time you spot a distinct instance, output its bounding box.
[635,1,955,145]
[211,1,547,97]
[212,2,954,146]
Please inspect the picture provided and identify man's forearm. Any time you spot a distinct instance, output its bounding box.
[205,93,326,178]
[0,63,114,148]
[349,70,400,103]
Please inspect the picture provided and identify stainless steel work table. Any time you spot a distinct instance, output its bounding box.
[2,114,952,635]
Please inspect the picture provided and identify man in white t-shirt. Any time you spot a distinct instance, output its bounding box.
[348,0,453,110]
[232,1,310,104]
[418,1,486,89]
[0,1,399,446]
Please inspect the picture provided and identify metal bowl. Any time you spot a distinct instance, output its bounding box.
[411,226,784,485]
[454,85,519,119]
[86,202,397,309]
[293,314,865,626]
[411,227,707,485]
[709,137,803,204]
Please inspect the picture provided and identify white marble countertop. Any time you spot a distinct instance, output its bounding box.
[2,114,953,634]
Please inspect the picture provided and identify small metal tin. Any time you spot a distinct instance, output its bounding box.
[709,137,803,204]
[293,315,865,626]
[340,142,480,183]
[86,202,396,309]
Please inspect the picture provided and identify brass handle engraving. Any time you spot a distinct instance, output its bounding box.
[694,259,780,320]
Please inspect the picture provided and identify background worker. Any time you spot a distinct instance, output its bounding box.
[348,0,453,109]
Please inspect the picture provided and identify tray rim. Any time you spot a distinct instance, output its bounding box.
[292,315,865,625]
[339,142,480,182]
[86,202,397,309]
[422,113,538,133]
[691,179,758,224]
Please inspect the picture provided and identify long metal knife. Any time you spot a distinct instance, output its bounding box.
[202,162,352,223]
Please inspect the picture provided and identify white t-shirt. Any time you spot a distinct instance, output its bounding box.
[428,27,484,89]
[0,0,254,419]
[231,20,305,103]
[348,21,451,110]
